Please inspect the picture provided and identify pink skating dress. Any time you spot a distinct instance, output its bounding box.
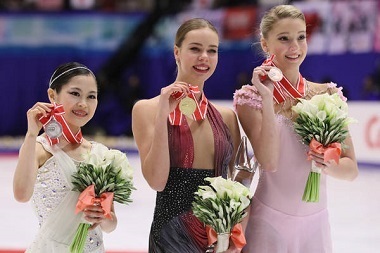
[233,81,345,253]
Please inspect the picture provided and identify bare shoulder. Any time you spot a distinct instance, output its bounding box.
[131,96,161,139]
[212,102,238,129]
[133,96,159,111]
[132,96,160,118]
[213,103,236,119]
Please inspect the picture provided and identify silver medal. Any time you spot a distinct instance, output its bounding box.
[45,118,62,139]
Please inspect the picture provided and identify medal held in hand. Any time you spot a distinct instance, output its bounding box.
[45,118,63,139]
[179,96,197,116]
[267,67,283,82]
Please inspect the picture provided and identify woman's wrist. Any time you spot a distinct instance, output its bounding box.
[25,131,39,140]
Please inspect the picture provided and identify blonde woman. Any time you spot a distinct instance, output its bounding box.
[234,5,358,253]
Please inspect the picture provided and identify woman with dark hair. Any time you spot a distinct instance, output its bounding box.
[13,62,118,252]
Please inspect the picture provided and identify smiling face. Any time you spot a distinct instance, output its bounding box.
[261,17,307,72]
[49,74,98,131]
[174,27,219,86]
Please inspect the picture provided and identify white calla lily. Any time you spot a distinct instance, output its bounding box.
[192,176,253,234]
[291,92,356,202]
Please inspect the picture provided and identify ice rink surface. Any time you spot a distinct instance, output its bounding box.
[1,153,379,253]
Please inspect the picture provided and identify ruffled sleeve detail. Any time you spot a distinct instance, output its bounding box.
[233,84,263,111]
[326,82,347,101]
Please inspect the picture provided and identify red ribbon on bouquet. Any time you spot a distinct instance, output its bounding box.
[308,139,342,164]
[75,184,114,219]
[261,55,306,104]
[206,223,246,250]
[169,85,208,126]
[38,103,83,145]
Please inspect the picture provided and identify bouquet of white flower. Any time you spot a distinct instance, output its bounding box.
[292,92,356,202]
[192,176,253,252]
[70,149,135,253]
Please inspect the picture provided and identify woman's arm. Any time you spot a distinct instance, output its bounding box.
[13,102,52,202]
[235,66,280,172]
[13,133,41,202]
[132,98,171,192]
[132,81,191,191]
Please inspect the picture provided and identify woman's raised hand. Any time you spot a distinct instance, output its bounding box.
[159,81,191,114]
[26,102,53,136]
[251,66,275,99]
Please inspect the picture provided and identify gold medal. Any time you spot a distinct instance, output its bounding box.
[179,96,196,116]
[45,118,62,139]
[268,67,283,82]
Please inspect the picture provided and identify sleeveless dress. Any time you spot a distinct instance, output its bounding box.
[233,82,346,253]
[26,136,108,253]
[149,103,234,253]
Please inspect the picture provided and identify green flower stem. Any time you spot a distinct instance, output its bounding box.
[70,223,91,253]
[302,171,320,202]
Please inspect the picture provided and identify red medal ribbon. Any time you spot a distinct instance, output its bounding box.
[262,55,305,104]
[169,85,209,126]
[308,138,342,164]
[39,103,83,145]
[206,223,246,250]
[75,184,114,220]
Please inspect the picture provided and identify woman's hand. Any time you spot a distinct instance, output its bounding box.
[308,149,337,175]
[83,204,110,230]
[158,81,191,114]
[26,102,53,136]
[251,66,275,99]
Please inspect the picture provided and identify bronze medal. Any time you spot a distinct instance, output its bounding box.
[179,97,197,116]
[268,67,283,82]
[45,118,62,139]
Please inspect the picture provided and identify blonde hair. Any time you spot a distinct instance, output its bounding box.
[260,5,305,39]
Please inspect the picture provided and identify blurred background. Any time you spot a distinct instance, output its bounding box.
[0,0,379,252]
[0,0,379,139]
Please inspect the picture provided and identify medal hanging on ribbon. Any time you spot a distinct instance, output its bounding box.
[261,55,305,104]
[39,103,83,145]
[179,96,197,116]
[169,85,208,125]
[45,117,63,139]
[267,67,283,82]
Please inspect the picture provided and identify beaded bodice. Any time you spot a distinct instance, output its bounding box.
[32,136,104,252]
[33,156,72,227]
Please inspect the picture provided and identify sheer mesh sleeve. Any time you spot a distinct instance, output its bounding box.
[233,84,263,111]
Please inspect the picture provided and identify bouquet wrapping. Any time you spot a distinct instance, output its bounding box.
[192,176,253,252]
[292,92,356,202]
[70,149,135,253]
